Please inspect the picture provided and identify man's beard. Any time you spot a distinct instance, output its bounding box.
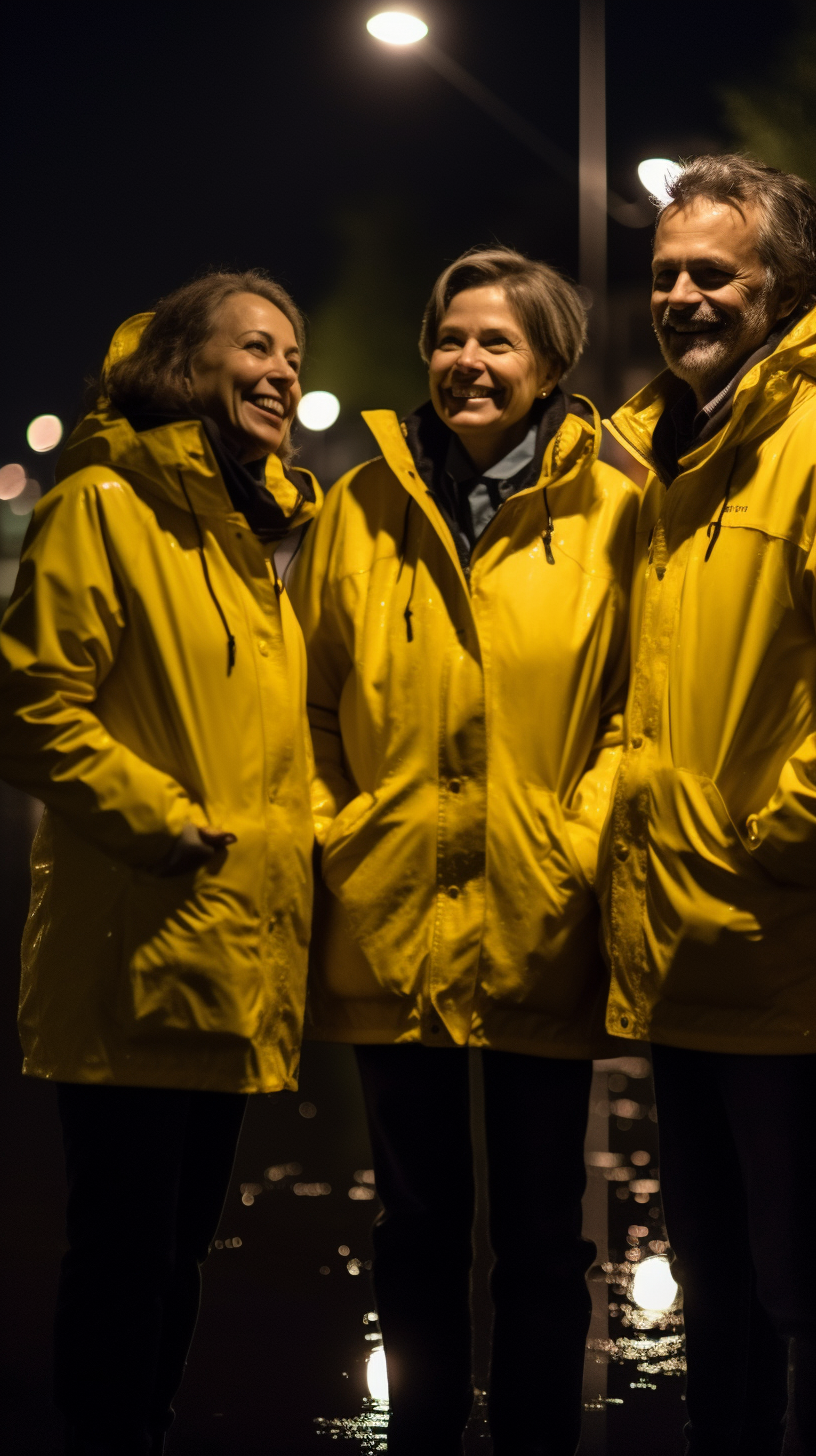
[654,288,775,401]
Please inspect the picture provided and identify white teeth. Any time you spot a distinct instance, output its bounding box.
[451,387,494,398]
[251,396,284,416]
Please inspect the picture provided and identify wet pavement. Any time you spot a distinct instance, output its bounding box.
[0,782,685,1454]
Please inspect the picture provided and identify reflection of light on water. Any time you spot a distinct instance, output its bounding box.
[631,1256,679,1313]
[315,1398,388,1452]
[366,1345,389,1401]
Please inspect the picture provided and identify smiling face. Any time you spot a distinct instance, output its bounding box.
[188,292,302,462]
[651,197,800,405]
[428,284,559,470]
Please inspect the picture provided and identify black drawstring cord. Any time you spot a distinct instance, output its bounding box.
[704,468,734,563]
[542,487,555,564]
[397,496,416,642]
[177,471,237,674]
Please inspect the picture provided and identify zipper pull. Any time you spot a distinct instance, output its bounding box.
[542,486,555,564]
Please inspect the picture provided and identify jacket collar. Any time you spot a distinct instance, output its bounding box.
[56,406,320,533]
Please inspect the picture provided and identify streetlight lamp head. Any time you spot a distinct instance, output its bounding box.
[366,12,428,45]
[637,159,683,209]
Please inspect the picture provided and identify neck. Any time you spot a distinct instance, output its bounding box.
[453,412,534,473]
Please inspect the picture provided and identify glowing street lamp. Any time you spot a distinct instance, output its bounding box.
[366,12,428,45]
[637,158,683,208]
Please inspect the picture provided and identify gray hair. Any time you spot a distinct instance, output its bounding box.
[419,246,587,377]
[662,154,816,304]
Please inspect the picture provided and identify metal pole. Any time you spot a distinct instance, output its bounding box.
[578,0,609,408]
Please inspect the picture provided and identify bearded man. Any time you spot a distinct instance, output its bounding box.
[601,155,816,1456]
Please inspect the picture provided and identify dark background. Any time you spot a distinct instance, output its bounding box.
[1,1,813,1451]
[1,0,809,476]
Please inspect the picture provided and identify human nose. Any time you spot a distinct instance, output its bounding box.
[267,353,298,386]
[665,270,702,310]
[455,339,484,371]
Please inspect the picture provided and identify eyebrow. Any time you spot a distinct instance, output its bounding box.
[651,254,736,275]
[237,329,300,354]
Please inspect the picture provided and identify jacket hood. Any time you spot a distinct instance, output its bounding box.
[608,302,816,477]
[57,314,320,530]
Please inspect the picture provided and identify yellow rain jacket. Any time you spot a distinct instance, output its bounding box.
[0,317,321,1092]
[289,401,638,1056]
[601,304,816,1054]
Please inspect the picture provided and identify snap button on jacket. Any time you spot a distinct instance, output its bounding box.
[601,305,816,1054]
[290,405,638,1057]
[0,355,320,1092]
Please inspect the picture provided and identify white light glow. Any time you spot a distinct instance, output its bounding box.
[631,1255,679,1313]
[0,463,27,500]
[297,391,341,432]
[26,414,63,453]
[9,478,41,517]
[366,1345,389,1401]
[637,158,682,208]
[366,12,428,45]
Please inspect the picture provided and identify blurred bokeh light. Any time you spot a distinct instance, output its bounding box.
[366,1344,389,1400]
[9,478,41,517]
[631,1255,679,1313]
[0,464,27,500]
[26,414,63,453]
[297,391,341,432]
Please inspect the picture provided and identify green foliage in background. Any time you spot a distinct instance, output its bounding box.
[720,3,816,185]
[301,197,434,418]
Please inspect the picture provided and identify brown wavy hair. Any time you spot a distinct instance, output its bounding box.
[100,269,306,424]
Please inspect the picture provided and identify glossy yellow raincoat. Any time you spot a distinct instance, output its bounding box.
[289,403,638,1056]
[601,304,816,1054]
[0,317,320,1091]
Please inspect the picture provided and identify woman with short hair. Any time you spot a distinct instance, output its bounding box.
[0,270,319,1456]
[290,246,638,1456]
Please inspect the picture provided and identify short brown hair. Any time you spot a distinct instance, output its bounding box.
[662,155,816,304]
[102,268,306,418]
[419,246,587,377]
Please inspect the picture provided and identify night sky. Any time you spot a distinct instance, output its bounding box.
[2,0,799,469]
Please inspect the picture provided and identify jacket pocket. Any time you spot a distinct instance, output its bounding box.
[531,786,593,898]
[321,791,376,884]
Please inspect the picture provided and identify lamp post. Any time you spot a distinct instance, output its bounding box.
[578,0,608,404]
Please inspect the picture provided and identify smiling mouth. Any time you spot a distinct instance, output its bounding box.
[249,395,286,418]
[447,384,499,400]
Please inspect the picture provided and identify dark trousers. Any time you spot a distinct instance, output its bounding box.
[651,1046,816,1456]
[55,1082,247,1454]
[355,1044,594,1456]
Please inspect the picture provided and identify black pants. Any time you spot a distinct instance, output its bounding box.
[355,1044,594,1456]
[651,1046,816,1456]
[55,1082,247,1454]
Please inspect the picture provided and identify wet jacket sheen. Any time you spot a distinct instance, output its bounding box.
[0,329,320,1092]
[290,403,638,1057]
[601,304,816,1054]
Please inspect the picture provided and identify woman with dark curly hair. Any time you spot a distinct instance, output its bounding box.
[0,270,320,1455]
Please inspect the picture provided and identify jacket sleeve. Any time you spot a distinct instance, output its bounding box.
[565,474,638,884]
[287,478,357,845]
[0,481,204,869]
